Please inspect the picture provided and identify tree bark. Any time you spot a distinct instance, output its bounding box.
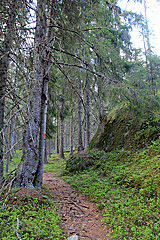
[78,81,84,151]
[33,76,48,188]
[10,113,15,155]
[44,142,48,164]
[49,139,51,158]
[70,108,73,155]
[6,126,10,173]
[85,74,90,146]
[6,107,15,169]
[83,119,86,149]
[98,84,103,123]
[59,117,65,159]
[33,0,54,188]
[56,115,59,153]
[0,0,18,183]
[16,0,46,188]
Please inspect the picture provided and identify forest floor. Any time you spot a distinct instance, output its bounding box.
[1,143,159,239]
[42,170,111,240]
[4,157,111,240]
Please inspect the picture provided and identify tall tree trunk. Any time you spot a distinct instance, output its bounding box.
[59,117,65,159]
[10,114,15,155]
[5,107,15,173]
[143,0,154,89]
[49,139,51,158]
[7,107,15,165]
[85,74,90,146]
[83,122,86,149]
[98,84,103,123]
[143,0,151,54]
[33,0,54,188]
[142,26,148,64]
[78,81,84,151]
[56,115,59,153]
[0,0,18,183]
[10,70,17,158]
[59,87,65,159]
[16,0,46,188]
[70,108,73,155]
[44,142,48,164]
[6,126,10,173]
[33,76,48,188]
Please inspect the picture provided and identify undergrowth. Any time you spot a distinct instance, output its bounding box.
[3,149,22,177]
[3,151,69,176]
[1,151,70,240]
[63,139,160,239]
[0,186,65,240]
[43,152,69,174]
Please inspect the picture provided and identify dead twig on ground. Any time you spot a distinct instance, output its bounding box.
[16,217,24,240]
[79,234,95,240]
[68,199,85,214]
[77,203,89,209]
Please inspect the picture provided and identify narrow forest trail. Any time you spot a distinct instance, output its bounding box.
[43,171,111,240]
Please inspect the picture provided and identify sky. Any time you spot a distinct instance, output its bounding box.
[118,0,160,55]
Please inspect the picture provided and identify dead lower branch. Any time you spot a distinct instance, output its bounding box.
[0,176,16,210]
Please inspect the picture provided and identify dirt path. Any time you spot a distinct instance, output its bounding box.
[43,172,111,240]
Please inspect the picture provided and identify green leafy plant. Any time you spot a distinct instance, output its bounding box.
[43,154,67,175]
[63,140,160,239]
[0,192,65,240]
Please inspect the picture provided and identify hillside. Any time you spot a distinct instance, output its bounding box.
[64,138,160,239]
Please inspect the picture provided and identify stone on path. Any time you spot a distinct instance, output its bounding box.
[68,235,79,240]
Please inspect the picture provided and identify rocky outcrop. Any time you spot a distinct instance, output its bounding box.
[89,105,160,151]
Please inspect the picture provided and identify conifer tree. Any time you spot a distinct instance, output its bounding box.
[0,0,22,183]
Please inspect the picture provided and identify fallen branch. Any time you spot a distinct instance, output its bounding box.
[118,176,127,185]
[77,203,89,209]
[79,234,95,240]
[16,217,24,240]
[68,199,85,214]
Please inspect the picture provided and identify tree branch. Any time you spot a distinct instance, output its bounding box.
[53,59,86,110]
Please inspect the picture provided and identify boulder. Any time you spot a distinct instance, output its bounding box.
[89,104,160,151]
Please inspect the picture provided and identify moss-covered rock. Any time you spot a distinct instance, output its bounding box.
[65,149,95,173]
[89,105,160,151]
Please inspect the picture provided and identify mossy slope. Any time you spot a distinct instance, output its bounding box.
[89,105,160,151]
[64,139,160,239]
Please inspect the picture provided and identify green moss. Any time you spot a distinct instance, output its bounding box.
[89,105,132,151]
[89,105,160,152]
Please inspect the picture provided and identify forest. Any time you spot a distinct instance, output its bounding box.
[0,0,160,239]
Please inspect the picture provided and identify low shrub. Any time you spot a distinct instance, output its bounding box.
[63,140,160,239]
